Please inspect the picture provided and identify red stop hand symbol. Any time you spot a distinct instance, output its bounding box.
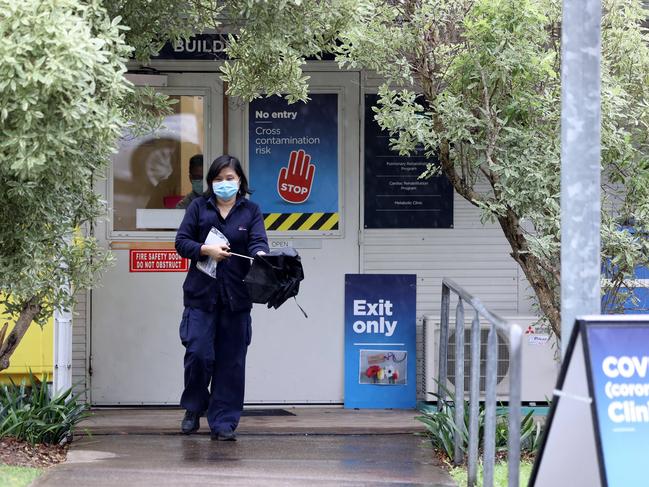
[277,149,316,204]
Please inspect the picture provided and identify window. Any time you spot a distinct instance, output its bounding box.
[112,95,205,232]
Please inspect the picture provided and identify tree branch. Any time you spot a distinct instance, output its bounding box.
[0,297,42,372]
[497,209,561,336]
[436,130,486,207]
[0,323,7,354]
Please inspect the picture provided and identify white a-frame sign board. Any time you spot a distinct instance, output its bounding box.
[530,316,649,487]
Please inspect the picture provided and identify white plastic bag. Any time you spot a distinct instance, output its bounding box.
[196,227,229,279]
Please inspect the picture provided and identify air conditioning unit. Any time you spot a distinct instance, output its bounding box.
[423,316,559,403]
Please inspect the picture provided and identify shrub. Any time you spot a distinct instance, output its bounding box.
[416,387,543,461]
[0,372,89,445]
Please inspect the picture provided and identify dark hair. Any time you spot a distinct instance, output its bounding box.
[205,154,251,198]
[189,154,203,171]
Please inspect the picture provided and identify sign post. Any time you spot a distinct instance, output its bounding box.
[559,0,602,355]
[344,274,417,409]
[530,315,649,487]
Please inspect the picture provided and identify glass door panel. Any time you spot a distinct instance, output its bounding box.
[112,95,205,232]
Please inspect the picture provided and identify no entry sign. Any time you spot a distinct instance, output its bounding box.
[129,250,189,272]
[248,94,340,232]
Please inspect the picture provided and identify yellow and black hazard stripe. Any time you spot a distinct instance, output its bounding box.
[263,213,339,231]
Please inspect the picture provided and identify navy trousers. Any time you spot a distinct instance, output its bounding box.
[179,306,252,433]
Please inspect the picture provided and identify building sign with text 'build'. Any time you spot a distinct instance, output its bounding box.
[151,34,229,60]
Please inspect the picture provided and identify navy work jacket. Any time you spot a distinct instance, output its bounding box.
[175,195,269,312]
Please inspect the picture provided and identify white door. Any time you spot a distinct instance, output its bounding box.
[233,71,361,403]
[91,70,360,404]
[91,73,221,404]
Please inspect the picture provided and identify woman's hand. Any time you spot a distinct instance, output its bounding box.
[201,244,231,262]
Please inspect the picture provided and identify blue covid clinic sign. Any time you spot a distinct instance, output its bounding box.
[248,94,339,232]
[586,323,649,487]
[344,274,417,409]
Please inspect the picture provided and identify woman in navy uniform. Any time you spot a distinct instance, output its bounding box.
[175,155,269,441]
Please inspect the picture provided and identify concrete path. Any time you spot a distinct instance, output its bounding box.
[75,407,430,435]
[33,408,456,486]
[33,434,455,486]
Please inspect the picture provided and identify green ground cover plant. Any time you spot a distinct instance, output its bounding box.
[449,460,533,487]
[416,388,543,461]
[0,373,89,445]
[0,465,42,487]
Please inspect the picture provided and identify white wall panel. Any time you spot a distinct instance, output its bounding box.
[361,187,535,400]
[71,289,88,402]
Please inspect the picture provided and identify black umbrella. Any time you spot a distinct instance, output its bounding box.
[243,247,307,316]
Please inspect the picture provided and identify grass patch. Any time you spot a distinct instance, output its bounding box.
[0,465,43,487]
[449,460,533,487]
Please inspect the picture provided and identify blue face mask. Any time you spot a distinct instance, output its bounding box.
[213,180,239,200]
[191,179,203,194]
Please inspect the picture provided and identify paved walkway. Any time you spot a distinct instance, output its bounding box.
[74,407,430,435]
[34,434,455,486]
[33,408,456,487]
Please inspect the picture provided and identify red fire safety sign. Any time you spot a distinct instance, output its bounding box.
[129,250,189,272]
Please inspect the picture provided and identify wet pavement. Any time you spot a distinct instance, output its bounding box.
[33,433,454,486]
[32,408,456,486]
[75,407,429,435]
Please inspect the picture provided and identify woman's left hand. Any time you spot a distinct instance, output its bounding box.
[201,243,231,261]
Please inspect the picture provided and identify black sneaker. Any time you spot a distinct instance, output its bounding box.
[210,430,237,441]
[181,410,201,434]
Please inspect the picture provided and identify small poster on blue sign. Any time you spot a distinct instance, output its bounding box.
[344,274,417,409]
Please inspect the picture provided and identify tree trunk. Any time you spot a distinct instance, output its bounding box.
[516,253,561,337]
[0,297,42,371]
[436,142,563,338]
[497,211,562,338]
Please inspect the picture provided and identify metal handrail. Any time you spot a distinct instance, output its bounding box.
[437,278,523,487]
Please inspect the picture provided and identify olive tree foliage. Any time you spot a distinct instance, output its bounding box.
[219,0,649,338]
[0,0,127,370]
[0,0,219,371]
[221,0,358,103]
[104,0,222,62]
